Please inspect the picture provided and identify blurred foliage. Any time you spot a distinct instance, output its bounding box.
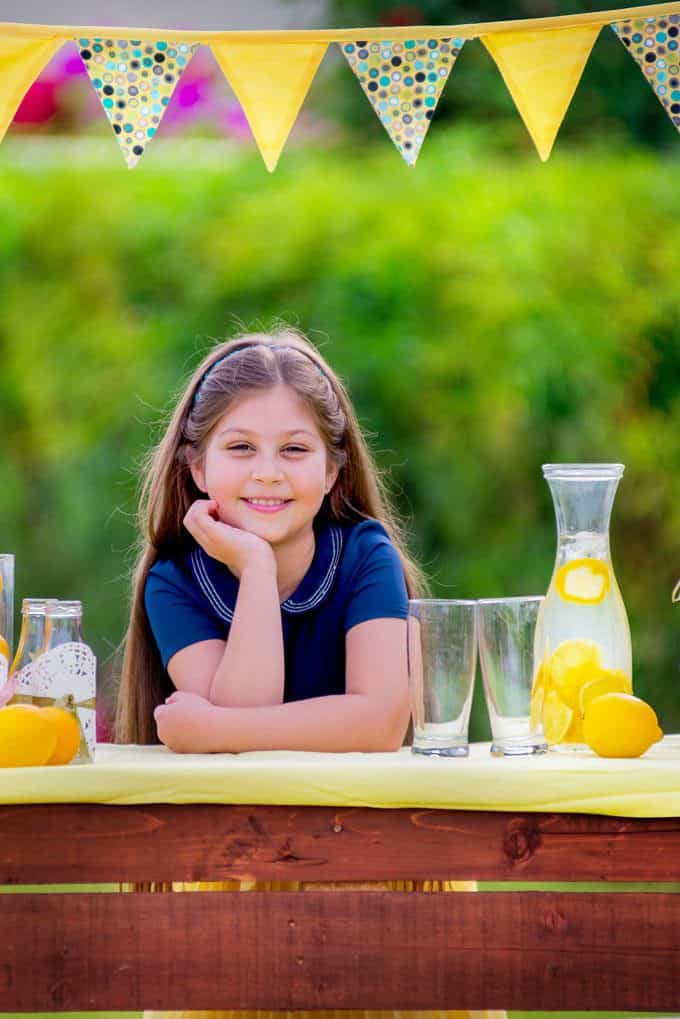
[319,0,678,151]
[0,127,679,739]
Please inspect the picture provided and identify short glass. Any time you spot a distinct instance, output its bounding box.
[408,599,477,757]
[477,596,548,757]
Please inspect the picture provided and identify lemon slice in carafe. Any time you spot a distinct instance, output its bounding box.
[579,669,632,715]
[529,658,549,732]
[549,638,602,710]
[554,558,610,605]
[542,689,574,744]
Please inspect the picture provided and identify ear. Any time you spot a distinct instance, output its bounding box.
[325,460,340,495]
[189,455,207,494]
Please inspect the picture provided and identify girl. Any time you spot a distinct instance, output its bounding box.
[116,326,504,1019]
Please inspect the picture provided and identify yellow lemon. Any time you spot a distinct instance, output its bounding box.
[0,704,57,767]
[582,693,663,758]
[554,558,610,605]
[579,669,633,716]
[40,707,81,766]
[550,639,602,709]
[529,658,549,732]
[542,688,574,744]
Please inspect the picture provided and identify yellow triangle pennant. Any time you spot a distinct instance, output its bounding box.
[76,37,200,168]
[0,32,64,143]
[341,37,465,166]
[483,24,601,161]
[611,14,680,134]
[211,41,327,172]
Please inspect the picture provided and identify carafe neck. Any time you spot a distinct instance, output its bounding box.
[543,464,624,559]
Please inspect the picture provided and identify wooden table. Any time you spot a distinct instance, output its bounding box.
[2,801,680,1013]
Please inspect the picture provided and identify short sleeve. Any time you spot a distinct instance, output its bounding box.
[145,560,225,669]
[343,537,409,633]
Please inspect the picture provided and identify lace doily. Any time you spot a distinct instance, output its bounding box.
[17,642,97,757]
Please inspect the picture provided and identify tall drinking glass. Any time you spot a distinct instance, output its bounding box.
[478,596,548,757]
[408,599,477,757]
[0,555,15,660]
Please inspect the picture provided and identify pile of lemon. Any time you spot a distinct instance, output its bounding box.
[531,638,662,757]
[0,703,81,767]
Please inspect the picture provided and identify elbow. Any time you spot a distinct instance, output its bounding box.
[368,699,411,753]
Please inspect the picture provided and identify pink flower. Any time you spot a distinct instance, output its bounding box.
[223,102,252,140]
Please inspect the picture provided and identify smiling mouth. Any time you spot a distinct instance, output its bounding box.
[241,498,292,513]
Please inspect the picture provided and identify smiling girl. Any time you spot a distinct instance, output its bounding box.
[115,327,504,1019]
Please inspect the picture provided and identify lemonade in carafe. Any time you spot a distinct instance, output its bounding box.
[534,464,632,748]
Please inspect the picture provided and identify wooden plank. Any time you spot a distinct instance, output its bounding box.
[2,804,680,883]
[2,890,680,1012]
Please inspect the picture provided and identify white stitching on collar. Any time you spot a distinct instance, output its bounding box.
[189,548,234,624]
[282,526,343,613]
[189,525,343,621]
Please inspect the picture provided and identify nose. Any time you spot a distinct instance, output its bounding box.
[251,455,284,485]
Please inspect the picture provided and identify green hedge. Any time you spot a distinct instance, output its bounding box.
[0,129,679,738]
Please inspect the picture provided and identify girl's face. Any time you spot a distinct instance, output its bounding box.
[189,384,339,547]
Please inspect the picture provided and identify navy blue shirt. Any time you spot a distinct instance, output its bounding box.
[144,518,409,702]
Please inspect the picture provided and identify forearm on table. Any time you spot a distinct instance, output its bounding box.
[208,562,284,708]
[202,692,408,753]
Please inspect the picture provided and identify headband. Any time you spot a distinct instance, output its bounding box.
[191,343,328,408]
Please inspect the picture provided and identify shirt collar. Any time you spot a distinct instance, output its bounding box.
[188,520,344,623]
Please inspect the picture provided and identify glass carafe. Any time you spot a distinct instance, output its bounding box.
[534,463,632,749]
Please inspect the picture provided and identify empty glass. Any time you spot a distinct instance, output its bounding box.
[477,596,548,757]
[0,554,14,661]
[408,599,477,757]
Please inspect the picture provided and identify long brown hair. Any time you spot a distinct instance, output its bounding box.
[114,327,427,744]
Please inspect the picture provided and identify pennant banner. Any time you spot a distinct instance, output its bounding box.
[611,13,680,133]
[211,41,327,172]
[76,36,199,167]
[2,3,680,169]
[0,31,63,143]
[341,37,464,165]
[482,25,601,161]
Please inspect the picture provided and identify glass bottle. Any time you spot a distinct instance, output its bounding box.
[9,598,48,705]
[42,599,83,650]
[534,463,632,749]
[42,600,93,764]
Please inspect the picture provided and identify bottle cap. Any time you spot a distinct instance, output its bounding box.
[45,600,82,617]
[21,598,48,613]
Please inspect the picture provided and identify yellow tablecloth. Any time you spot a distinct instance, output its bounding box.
[1,738,680,816]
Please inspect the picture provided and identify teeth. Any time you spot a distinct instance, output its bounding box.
[247,498,286,506]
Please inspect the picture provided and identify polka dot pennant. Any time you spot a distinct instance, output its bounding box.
[341,37,464,165]
[75,37,200,167]
[611,14,680,132]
